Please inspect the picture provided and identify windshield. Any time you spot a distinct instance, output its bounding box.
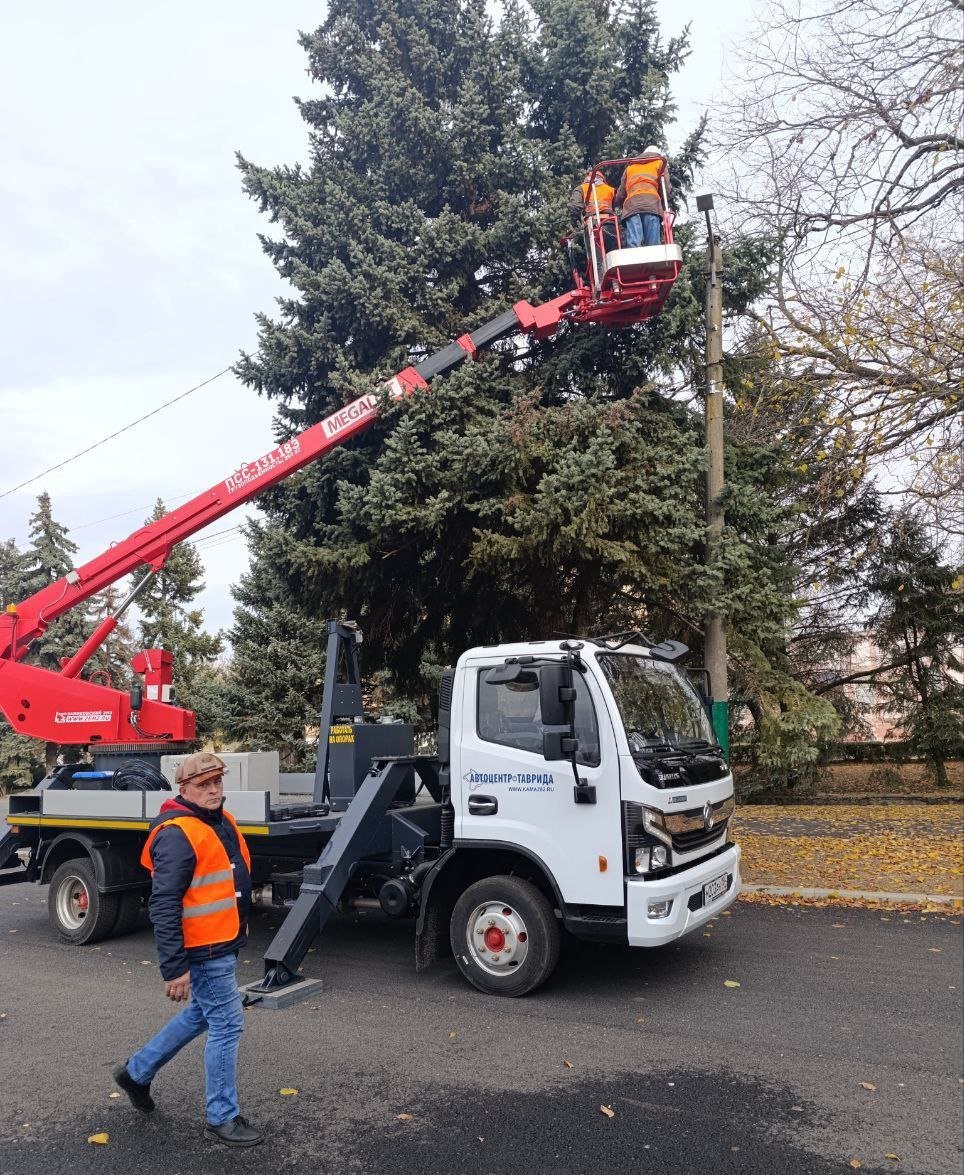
[596,653,716,751]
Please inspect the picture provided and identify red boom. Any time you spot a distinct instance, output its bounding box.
[0,266,675,751]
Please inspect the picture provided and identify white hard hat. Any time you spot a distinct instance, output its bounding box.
[644,144,663,156]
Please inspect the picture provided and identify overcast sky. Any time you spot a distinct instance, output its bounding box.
[0,0,755,641]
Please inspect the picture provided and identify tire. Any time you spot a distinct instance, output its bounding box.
[111,889,146,938]
[47,858,120,945]
[450,875,560,997]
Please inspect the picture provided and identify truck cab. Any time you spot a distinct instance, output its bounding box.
[437,637,740,987]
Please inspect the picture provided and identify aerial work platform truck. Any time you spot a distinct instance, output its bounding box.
[0,188,739,995]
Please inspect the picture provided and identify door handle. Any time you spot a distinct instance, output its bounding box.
[468,795,498,816]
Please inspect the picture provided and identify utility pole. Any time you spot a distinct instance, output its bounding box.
[695,193,729,757]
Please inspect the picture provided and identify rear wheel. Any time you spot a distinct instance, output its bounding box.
[111,889,146,937]
[48,858,119,945]
[450,875,560,997]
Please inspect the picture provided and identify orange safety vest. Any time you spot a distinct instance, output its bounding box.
[141,810,252,949]
[579,180,615,214]
[625,158,663,201]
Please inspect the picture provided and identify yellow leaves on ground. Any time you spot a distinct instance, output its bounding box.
[279,1088,298,1096]
[395,1113,413,1122]
[599,1105,615,1118]
[563,1059,574,1068]
[723,980,741,988]
[734,805,963,897]
[87,1133,109,1145]
[859,1082,877,1091]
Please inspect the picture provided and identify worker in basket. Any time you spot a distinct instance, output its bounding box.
[614,146,671,248]
[569,168,619,260]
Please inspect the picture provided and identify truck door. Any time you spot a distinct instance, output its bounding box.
[453,661,623,906]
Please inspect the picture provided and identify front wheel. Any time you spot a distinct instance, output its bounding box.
[48,858,119,945]
[450,875,560,997]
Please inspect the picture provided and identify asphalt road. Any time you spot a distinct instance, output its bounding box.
[0,887,960,1175]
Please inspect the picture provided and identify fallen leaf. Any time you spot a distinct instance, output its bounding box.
[0,1012,7,1020]
[859,1082,876,1091]
[396,1113,413,1121]
[563,1060,573,1069]
[635,1016,645,1023]
[927,947,942,953]
[448,1031,457,1039]
[723,980,741,988]
[885,1156,899,1162]
[87,1133,109,1145]
[850,1160,862,1169]
[790,1106,804,1112]
[108,1092,120,1100]
[599,1105,615,1118]
[832,923,846,929]
[279,1088,298,1096]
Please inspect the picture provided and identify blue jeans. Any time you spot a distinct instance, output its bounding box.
[127,953,244,1126]
[623,213,662,247]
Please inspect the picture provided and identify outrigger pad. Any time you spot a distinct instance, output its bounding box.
[239,976,324,1010]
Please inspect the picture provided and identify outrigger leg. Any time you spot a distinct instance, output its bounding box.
[241,758,414,1008]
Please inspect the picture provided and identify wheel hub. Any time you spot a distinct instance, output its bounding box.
[55,874,92,931]
[467,902,530,976]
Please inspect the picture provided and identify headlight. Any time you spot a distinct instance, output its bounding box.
[633,844,670,873]
[642,806,671,846]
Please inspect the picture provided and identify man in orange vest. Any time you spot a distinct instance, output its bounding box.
[113,753,263,1147]
[614,146,670,248]
[569,169,618,254]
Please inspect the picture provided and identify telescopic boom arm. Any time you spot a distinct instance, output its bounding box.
[0,292,578,749]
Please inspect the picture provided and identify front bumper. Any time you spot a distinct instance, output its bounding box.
[626,843,741,947]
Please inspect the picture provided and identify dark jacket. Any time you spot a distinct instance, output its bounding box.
[146,796,252,981]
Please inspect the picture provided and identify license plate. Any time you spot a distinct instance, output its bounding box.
[703,872,729,905]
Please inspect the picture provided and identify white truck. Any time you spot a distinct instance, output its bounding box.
[2,622,739,998]
[0,280,737,999]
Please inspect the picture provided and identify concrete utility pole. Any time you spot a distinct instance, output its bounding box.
[695,193,729,757]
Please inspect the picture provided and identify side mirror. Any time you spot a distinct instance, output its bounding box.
[485,662,525,686]
[539,663,576,726]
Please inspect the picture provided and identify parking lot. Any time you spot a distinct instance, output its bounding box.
[1,885,961,1175]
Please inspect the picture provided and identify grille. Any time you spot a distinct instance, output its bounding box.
[664,796,734,854]
[623,796,734,858]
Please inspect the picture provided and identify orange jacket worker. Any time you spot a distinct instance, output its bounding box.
[614,147,671,248]
[113,753,264,1147]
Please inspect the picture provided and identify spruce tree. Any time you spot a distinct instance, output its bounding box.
[134,501,223,737]
[0,538,43,791]
[869,514,963,787]
[17,494,95,770]
[230,0,791,754]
